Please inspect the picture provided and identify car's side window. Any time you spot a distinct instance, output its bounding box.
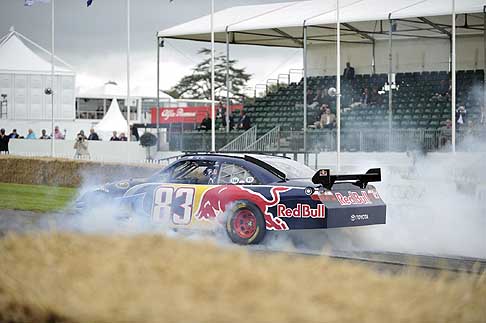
[170,160,216,185]
[218,163,258,185]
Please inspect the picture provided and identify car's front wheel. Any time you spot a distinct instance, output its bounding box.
[226,201,266,245]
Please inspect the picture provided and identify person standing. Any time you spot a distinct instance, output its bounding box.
[343,62,355,79]
[73,134,90,159]
[238,111,251,130]
[199,112,212,131]
[8,129,20,139]
[119,132,128,141]
[110,131,120,141]
[53,126,65,140]
[26,129,36,139]
[39,129,51,140]
[88,128,100,141]
[0,128,9,154]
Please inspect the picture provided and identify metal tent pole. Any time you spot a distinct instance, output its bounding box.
[388,14,393,149]
[451,0,456,153]
[303,25,308,155]
[50,0,55,157]
[210,0,215,152]
[336,0,341,172]
[372,40,376,74]
[156,36,160,150]
[126,0,131,141]
[483,6,485,117]
[226,30,230,133]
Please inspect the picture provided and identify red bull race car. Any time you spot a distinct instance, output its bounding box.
[77,154,386,244]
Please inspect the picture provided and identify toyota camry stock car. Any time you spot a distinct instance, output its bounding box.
[76,153,386,244]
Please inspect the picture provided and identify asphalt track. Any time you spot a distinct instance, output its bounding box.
[1,209,485,275]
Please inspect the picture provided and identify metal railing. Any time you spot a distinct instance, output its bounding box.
[167,128,486,153]
[220,126,257,151]
[247,126,280,151]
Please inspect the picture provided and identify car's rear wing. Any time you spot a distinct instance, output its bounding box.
[312,168,381,190]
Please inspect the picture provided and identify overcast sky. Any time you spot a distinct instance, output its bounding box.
[0,0,302,95]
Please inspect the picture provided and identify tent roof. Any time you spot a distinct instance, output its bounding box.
[0,28,74,75]
[94,98,129,134]
[158,0,485,48]
[77,83,174,100]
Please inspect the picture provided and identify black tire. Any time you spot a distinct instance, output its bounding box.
[226,200,266,245]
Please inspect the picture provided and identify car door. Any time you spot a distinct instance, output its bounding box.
[149,159,217,226]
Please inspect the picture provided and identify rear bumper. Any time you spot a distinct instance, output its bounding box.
[325,204,386,228]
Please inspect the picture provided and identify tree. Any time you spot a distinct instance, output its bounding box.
[168,48,251,102]
[140,132,157,160]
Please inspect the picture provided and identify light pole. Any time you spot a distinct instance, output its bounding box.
[210,0,215,152]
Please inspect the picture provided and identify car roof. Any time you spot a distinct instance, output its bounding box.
[176,153,288,180]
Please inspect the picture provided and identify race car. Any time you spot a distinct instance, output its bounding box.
[77,153,386,244]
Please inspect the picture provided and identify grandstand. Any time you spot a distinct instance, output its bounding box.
[168,69,484,152]
[245,69,484,132]
[158,0,485,154]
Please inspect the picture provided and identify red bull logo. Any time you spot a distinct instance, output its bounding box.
[195,186,290,230]
[276,203,326,218]
[335,191,371,206]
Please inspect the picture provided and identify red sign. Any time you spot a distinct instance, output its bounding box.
[150,105,243,124]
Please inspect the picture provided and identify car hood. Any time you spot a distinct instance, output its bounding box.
[100,177,150,194]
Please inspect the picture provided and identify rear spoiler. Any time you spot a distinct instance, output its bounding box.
[311,168,381,190]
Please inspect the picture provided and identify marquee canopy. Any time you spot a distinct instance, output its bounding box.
[158,0,485,48]
[95,98,129,134]
[0,27,74,75]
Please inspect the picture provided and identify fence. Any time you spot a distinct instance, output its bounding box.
[220,126,257,151]
[247,126,280,151]
[165,128,486,153]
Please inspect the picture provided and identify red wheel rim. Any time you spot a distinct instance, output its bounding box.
[233,209,257,239]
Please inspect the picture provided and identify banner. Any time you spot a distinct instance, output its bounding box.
[150,105,243,124]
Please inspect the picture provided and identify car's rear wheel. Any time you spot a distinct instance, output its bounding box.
[226,201,266,245]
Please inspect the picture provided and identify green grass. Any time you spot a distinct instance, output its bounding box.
[0,183,77,213]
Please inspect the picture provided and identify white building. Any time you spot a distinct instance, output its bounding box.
[0,27,75,121]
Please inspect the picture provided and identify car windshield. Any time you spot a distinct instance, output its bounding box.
[252,156,315,179]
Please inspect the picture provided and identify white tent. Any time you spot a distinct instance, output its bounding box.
[77,83,174,101]
[0,28,73,75]
[0,27,75,120]
[94,98,128,135]
[158,0,484,47]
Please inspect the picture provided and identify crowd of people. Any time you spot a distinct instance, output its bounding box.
[0,125,137,155]
[198,108,252,132]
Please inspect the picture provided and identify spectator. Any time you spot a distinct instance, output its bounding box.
[360,88,370,105]
[77,130,87,140]
[0,128,9,154]
[312,89,322,104]
[306,89,314,104]
[39,129,51,140]
[222,112,235,131]
[110,131,120,141]
[238,111,251,130]
[53,126,65,140]
[456,105,467,128]
[199,112,212,131]
[313,104,328,127]
[119,132,128,141]
[319,107,336,129]
[318,89,331,106]
[73,133,90,159]
[25,129,36,139]
[439,119,452,147]
[9,129,20,139]
[88,128,100,141]
[343,62,355,79]
[130,125,140,141]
